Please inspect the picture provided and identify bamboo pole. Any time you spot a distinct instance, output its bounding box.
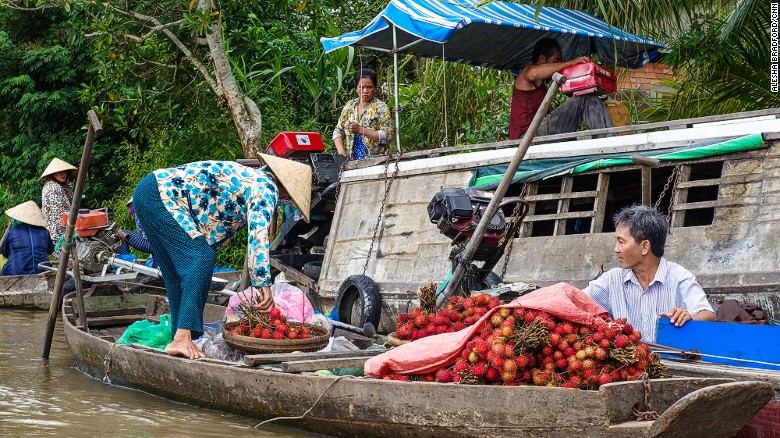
[436,73,567,306]
[42,110,102,359]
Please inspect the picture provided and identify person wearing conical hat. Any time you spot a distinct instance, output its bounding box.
[1,201,54,276]
[132,157,312,359]
[40,157,77,254]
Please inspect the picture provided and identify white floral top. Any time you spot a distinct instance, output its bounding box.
[41,180,73,247]
[153,161,278,287]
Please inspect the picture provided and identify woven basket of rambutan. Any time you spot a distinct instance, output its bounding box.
[222,302,329,353]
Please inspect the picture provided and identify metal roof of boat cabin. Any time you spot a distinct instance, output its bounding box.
[321,0,664,69]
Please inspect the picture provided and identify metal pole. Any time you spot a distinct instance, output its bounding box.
[437,73,567,306]
[106,254,228,285]
[42,110,102,359]
[392,25,401,155]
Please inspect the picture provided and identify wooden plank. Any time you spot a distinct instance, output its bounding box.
[520,182,538,237]
[676,173,763,189]
[591,173,610,233]
[554,176,573,236]
[269,257,317,293]
[86,307,147,318]
[244,349,385,366]
[672,199,749,211]
[670,165,692,228]
[280,356,372,373]
[523,190,598,202]
[83,294,149,312]
[85,314,147,328]
[641,166,652,206]
[524,211,594,222]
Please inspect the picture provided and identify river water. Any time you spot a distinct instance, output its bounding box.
[0,310,319,437]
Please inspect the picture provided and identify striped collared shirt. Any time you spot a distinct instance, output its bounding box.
[583,258,713,342]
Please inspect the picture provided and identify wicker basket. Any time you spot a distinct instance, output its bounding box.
[386,332,410,346]
[222,323,330,354]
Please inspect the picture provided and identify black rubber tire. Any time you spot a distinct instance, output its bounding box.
[334,275,382,328]
[302,261,322,281]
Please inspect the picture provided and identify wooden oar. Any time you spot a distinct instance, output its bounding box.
[437,73,567,306]
[41,110,102,360]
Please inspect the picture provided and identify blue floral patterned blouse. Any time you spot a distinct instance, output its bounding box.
[154,161,278,287]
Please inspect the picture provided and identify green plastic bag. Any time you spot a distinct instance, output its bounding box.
[116,314,172,349]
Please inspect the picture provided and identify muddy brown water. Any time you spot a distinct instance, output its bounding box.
[0,310,324,437]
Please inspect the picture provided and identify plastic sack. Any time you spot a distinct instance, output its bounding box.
[196,332,243,362]
[364,283,608,377]
[224,283,315,324]
[116,314,172,349]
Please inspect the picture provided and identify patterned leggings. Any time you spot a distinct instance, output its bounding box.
[133,173,216,339]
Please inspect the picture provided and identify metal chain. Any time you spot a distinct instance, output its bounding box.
[632,372,660,421]
[654,165,681,219]
[333,156,350,205]
[500,184,528,278]
[362,152,403,276]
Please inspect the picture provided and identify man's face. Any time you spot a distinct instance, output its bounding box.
[540,49,562,64]
[614,225,645,269]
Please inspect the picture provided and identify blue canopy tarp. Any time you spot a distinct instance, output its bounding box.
[321,0,664,69]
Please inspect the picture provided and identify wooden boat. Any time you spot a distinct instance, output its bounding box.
[0,272,54,309]
[307,109,780,331]
[63,292,774,437]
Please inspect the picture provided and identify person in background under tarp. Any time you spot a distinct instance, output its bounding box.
[40,157,77,256]
[115,197,156,268]
[332,68,395,160]
[1,201,53,276]
[132,157,312,359]
[509,38,614,140]
[583,205,716,342]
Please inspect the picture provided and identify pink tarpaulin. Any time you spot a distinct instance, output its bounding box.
[365,283,608,377]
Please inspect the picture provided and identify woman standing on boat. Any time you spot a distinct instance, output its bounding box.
[132,157,312,359]
[333,68,395,160]
[40,157,77,255]
[1,201,53,276]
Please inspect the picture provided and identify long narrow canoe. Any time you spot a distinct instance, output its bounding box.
[63,293,774,438]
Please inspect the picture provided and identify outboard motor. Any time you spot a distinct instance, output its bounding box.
[427,188,509,260]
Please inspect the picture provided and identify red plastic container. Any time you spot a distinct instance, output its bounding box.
[266,132,324,159]
[559,62,617,96]
[61,210,109,237]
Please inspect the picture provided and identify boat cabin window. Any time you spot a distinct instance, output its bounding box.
[518,159,727,237]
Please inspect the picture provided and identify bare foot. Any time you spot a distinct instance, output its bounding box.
[165,329,204,359]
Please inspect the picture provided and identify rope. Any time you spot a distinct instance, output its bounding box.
[254,375,352,428]
[632,372,660,421]
[54,234,77,253]
[102,342,121,383]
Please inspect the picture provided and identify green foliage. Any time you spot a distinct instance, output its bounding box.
[642,1,778,121]
[396,59,513,149]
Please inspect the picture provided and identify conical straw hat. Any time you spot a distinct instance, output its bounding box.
[40,157,77,181]
[257,154,312,223]
[5,200,47,227]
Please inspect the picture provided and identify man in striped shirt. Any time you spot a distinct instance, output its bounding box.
[584,205,715,342]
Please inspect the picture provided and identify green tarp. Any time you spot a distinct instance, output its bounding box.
[470,133,766,190]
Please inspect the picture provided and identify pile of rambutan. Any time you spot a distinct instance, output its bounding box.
[394,293,500,341]
[225,307,313,340]
[381,305,666,389]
